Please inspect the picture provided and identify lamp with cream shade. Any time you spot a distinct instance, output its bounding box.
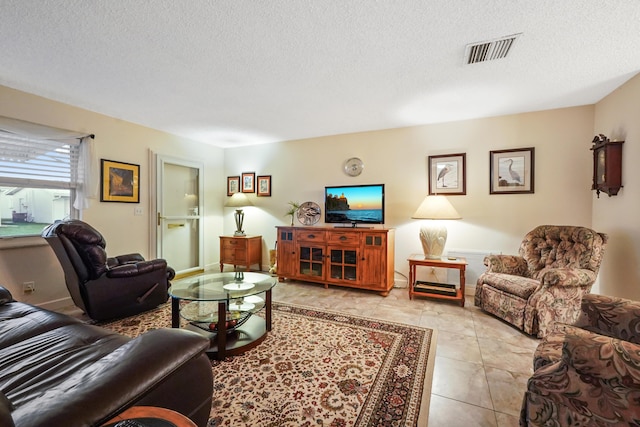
[225,192,253,236]
[411,195,461,259]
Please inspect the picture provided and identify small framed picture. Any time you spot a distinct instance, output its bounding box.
[490,147,535,194]
[257,175,272,197]
[100,159,140,203]
[428,153,466,195]
[227,176,240,196]
[241,172,256,193]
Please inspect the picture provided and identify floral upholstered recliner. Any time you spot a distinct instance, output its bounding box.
[474,225,607,338]
[521,293,640,426]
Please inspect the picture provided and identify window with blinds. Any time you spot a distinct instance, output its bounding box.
[0,131,81,237]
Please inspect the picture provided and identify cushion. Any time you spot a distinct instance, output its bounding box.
[480,273,539,300]
[519,225,606,273]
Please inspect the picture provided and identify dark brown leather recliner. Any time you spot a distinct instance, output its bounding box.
[42,219,175,321]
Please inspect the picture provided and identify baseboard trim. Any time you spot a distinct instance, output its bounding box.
[37,296,74,311]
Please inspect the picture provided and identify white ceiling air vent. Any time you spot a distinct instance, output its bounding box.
[464,33,522,65]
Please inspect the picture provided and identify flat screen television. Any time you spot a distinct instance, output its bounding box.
[324,184,385,226]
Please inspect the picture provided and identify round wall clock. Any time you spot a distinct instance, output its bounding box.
[297,201,321,226]
[343,157,364,176]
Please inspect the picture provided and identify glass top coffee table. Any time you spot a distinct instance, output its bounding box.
[168,271,277,360]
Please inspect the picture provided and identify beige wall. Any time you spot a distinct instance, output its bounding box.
[224,106,595,284]
[0,85,225,308]
[592,73,640,299]
[5,75,637,308]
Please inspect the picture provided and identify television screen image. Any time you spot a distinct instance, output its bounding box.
[325,184,385,225]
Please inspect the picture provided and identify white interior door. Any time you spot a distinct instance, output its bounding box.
[156,156,204,275]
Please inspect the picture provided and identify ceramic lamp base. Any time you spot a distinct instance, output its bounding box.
[419,223,447,259]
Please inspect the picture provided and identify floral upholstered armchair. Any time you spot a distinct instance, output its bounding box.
[521,293,640,426]
[474,225,607,338]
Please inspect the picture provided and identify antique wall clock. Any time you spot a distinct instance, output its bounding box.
[591,134,624,198]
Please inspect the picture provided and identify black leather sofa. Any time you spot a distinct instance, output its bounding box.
[0,286,213,427]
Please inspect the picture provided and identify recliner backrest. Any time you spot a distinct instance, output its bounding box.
[41,221,89,313]
[56,221,109,279]
[519,225,608,277]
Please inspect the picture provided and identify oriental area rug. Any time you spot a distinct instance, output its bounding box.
[100,302,437,427]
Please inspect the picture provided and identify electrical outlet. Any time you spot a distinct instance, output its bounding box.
[134,207,143,216]
[23,281,35,293]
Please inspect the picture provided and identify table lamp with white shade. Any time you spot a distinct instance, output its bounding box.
[411,195,461,259]
[225,192,253,236]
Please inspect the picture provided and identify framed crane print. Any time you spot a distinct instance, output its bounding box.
[490,147,535,194]
[428,153,466,195]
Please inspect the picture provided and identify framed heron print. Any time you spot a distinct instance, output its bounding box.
[490,147,535,194]
[428,153,466,195]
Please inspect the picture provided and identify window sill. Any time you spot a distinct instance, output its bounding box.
[0,236,48,249]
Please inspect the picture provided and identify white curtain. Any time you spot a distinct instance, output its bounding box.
[0,115,96,210]
[73,135,98,210]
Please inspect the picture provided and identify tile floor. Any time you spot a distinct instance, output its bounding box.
[271,280,539,427]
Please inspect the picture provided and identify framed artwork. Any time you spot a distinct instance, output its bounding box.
[490,147,535,194]
[227,176,240,196]
[100,159,140,203]
[241,172,255,193]
[257,175,272,197]
[428,153,466,195]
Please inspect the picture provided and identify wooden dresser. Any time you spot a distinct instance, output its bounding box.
[276,226,395,295]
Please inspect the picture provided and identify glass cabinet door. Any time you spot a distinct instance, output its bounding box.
[299,245,324,278]
[329,247,358,281]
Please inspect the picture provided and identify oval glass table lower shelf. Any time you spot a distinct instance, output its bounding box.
[183,313,270,359]
[180,297,265,334]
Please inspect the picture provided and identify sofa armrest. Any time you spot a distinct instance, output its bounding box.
[532,324,597,371]
[573,293,640,343]
[562,330,640,380]
[0,286,13,305]
[537,267,597,287]
[483,254,528,275]
[10,328,212,427]
[523,331,640,425]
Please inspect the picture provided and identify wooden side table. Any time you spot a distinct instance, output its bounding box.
[219,235,262,272]
[103,406,196,426]
[408,254,467,307]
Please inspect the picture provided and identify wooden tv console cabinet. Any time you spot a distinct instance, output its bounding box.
[276,226,395,296]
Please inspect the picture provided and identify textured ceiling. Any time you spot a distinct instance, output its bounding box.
[1,1,640,147]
